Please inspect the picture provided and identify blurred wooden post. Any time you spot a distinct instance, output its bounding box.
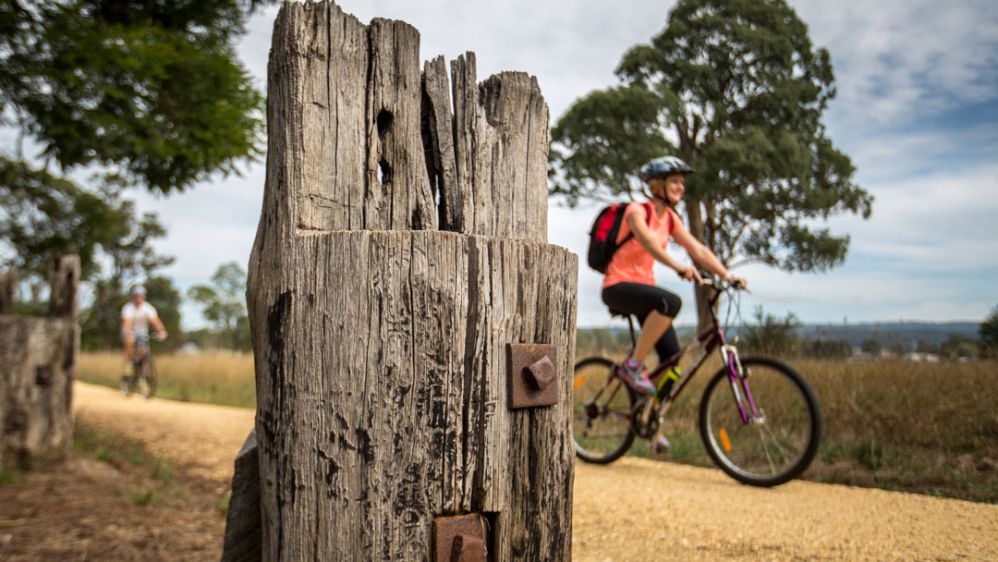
[0,256,78,469]
[239,2,577,559]
[0,270,15,314]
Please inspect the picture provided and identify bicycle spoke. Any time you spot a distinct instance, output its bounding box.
[756,427,779,474]
[760,423,795,463]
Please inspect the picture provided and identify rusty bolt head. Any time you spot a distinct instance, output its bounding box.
[524,356,555,390]
[508,343,559,409]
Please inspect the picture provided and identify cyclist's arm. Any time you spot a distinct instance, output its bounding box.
[626,211,688,275]
[671,219,746,286]
[150,315,168,339]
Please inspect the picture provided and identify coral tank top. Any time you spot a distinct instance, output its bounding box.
[602,202,679,289]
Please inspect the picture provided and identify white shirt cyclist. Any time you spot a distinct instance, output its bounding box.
[121,301,159,336]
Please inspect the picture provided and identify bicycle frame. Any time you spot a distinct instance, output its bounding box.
[627,283,762,426]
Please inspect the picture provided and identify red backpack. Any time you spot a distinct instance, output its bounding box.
[586,202,653,273]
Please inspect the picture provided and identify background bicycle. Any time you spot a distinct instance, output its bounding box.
[573,275,822,486]
[120,333,162,399]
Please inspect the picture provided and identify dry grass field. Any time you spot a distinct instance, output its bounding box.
[75,350,998,503]
[77,351,255,409]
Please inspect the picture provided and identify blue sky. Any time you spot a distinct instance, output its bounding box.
[120,0,998,328]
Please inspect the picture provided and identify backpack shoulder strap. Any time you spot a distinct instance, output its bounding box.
[618,201,654,246]
[664,206,682,235]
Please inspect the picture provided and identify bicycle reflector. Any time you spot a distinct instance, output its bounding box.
[573,375,586,390]
[719,428,732,452]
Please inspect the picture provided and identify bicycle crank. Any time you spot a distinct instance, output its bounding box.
[631,398,659,439]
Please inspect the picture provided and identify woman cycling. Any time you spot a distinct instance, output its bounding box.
[602,156,747,405]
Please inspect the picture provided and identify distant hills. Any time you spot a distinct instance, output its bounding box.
[592,321,981,351]
[792,322,979,349]
[683,322,980,351]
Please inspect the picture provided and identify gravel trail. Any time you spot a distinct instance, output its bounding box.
[74,382,998,561]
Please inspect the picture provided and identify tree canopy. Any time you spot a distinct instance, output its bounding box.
[550,0,873,325]
[0,0,271,328]
[0,157,174,280]
[0,0,266,193]
[188,261,249,350]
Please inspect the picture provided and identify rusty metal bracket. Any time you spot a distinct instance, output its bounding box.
[507,343,558,409]
[433,513,487,562]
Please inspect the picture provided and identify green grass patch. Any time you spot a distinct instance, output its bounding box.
[74,421,180,508]
[217,492,231,516]
[152,459,175,486]
[75,423,151,468]
[0,467,20,485]
[128,488,156,507]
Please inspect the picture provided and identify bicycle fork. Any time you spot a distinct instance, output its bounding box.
[722,345,763,424]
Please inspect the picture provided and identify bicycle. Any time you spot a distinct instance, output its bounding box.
[121,333,161,399]
[573,275,822,487]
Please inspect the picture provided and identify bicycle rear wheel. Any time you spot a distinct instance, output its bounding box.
[572,356,636,464]
[699,357,821,487]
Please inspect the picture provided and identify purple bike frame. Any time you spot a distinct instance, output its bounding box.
[645,315,760,424]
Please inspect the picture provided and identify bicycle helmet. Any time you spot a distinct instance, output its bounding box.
[638,156,694,182]
[132,285,146,296]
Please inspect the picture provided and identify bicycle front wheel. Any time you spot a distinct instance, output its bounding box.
[572,356,636,464]
[142,357,158,399]
[699,357,821,487]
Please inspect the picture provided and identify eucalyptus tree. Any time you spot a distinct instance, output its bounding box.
[0,0,269,286]
[551,0,872,328]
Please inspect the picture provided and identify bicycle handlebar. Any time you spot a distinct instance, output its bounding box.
[698,273,747,292]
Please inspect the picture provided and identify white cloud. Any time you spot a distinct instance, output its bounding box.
[793,0,998,127]
[828,164,998,270]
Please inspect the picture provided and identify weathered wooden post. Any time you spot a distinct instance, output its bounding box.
[0,256,79,469]
[245,2,577,559]
[0,270,15,315]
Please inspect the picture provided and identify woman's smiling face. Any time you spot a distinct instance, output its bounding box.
[650,174,686,205]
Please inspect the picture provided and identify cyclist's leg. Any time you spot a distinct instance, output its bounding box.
[602,283,681,394]
[121,330,135,380]
[643,316,682,451]
[634,312,671,363]
[648,318,681,366]
[603,283,681,364]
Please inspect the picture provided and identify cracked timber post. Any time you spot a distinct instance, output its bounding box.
[0,256,79,469]
[245,1,577,560]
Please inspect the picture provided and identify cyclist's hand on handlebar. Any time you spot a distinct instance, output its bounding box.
[677,267,702,283]
[156,330,168,342]
[723,271,749,290]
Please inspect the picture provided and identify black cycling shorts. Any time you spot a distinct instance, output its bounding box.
[601,282,683,362]
[601,282,682,319]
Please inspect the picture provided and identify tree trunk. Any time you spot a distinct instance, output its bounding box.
[0,270,15,314]
[242,2,575,560]
[684,196,714,332]
[0,256,78,469]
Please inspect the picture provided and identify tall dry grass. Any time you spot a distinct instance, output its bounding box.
[77,349,998,502]
[798,358,998,501]
[77,351,255,408]
[573,348,998,502]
